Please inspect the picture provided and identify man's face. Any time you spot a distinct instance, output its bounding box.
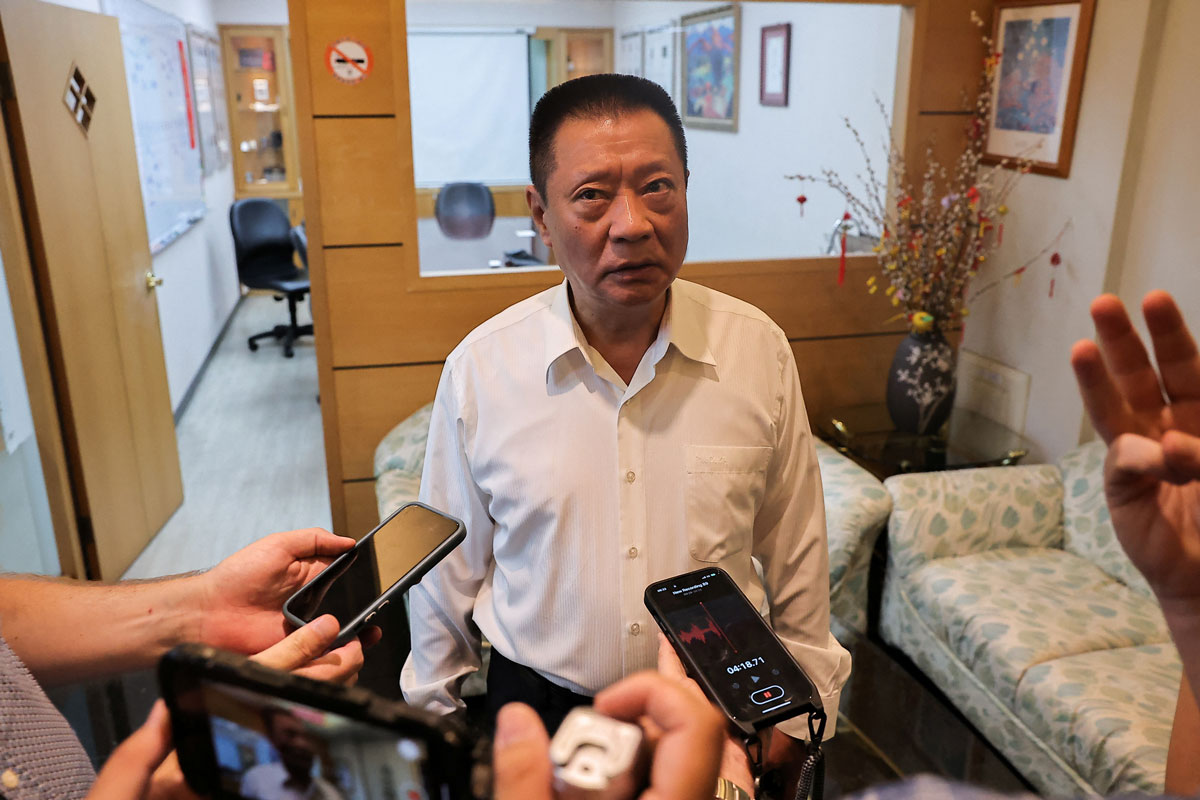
[529,109,688,321]
[267,713,317,781]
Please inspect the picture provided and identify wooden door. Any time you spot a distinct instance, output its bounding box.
[0,0,183,579]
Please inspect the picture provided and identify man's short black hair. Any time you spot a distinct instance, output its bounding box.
[529,73,688,202]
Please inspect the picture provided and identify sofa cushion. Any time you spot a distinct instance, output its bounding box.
[906,549,1170,706]
[374,402,433,479]
[1058,442,1154,598]
[1014,644,1181,795]
[815,440,892,633]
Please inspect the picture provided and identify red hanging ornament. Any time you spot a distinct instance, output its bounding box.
[838,212,851,285]
[1049,252,1061,297]
[796,194,807,217]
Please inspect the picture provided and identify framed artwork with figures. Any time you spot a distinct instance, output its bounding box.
[680,4,740,132]
[983,0,1096,178]
[759,23,790,107]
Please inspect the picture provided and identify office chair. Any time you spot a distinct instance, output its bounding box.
[229,198,313,358]
[434,182,495,240]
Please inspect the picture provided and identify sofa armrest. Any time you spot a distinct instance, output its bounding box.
[884,463,1064,578]
[816,441,892,633]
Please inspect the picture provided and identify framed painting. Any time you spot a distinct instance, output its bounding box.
[759,23,790,107]
[983,0,1096,178]
[680,4,740,132]
[618,29,645,78]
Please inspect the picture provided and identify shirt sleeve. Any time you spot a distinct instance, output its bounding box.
[752,337,852,740]
[400,362,495,715]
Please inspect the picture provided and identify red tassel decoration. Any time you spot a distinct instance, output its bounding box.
[796,194,807,217]
[1049,252,1061,298]
[998,223,1004,246]
[838,212,851,285]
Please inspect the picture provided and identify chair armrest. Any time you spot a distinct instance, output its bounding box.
[884,463,1064,578]
[373,402,434,479]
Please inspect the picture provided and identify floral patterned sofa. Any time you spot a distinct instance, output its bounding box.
[880,441,1181,796]
[374,403,892,636]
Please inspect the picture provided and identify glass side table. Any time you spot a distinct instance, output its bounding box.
[815,403,1031,478]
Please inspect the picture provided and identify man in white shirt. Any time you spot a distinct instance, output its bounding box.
[239,708,343,800]
[401,74,850,754]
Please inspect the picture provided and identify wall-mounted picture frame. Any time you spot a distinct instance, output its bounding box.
[643,23,676,100]
[983,0,1096,178]
[759,23,790,107]
[618,29,645,78]
[680,4,740,132]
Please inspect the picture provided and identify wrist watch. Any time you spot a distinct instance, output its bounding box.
[714,777,754,800]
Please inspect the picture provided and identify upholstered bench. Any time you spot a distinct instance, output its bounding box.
[879,441,1181,795]
[374,403,892,639]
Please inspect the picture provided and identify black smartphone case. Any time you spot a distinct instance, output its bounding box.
[281,501,465,648]
[644,567,821,736]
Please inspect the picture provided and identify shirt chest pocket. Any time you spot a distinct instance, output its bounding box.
[685,445,772,562]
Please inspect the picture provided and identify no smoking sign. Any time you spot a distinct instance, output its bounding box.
[325,39,372,84]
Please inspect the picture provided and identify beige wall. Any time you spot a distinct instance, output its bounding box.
[961,0,1192,463]
[1112,0,1200,335]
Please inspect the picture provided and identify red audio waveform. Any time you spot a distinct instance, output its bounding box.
[679,619,721,645]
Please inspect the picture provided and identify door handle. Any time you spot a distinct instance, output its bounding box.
[145,271,164,290]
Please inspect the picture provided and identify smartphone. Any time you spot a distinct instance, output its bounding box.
[283,502,465,648]
[159,643,480,799]
[644,567,821,736]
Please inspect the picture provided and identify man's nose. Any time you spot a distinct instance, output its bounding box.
[608,193,653,241]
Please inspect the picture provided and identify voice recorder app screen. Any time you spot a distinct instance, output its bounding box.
[648,569,815,724]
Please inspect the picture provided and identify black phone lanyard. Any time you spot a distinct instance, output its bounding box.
[745,709,827,800]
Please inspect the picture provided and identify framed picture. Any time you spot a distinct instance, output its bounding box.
[759,23,790,107]
[643,23,676,100]
[984,0,1096,178]
[680,4,740,132]
[618,29,645,78]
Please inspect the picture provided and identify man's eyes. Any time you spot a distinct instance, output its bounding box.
[645,179,672,193]
[576,188,604,201]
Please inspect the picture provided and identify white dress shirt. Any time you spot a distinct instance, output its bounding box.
[401,278,851,737]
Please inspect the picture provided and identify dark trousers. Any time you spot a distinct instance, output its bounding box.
[486,648,592,735]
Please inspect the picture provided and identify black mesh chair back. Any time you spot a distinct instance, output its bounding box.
[228,198,313,358]
[290,222,308,269]
[230,198,297,287]
[434,182,496,240]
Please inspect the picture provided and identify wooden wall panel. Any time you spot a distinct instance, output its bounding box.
[334,363,442,480]
[792,333,908,423]
[305,0,395,115]
[343,480,384,537]
[324,247,558,367]
[314,117,412,245]
[291,0,994,534]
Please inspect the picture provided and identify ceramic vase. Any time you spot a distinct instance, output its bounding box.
[886,328,956,435]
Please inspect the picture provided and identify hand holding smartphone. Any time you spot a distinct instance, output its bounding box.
[283,502,465,649]
[644,568,821,737]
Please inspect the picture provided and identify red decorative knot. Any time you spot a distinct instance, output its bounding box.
[796,194,807,205]
[1050,252,1062,266]
[842,211,852,221]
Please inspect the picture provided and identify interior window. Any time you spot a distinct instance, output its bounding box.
[406,1,903,276]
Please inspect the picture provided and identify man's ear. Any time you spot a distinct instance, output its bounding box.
[684,168,690,189]
[526,185,553,248]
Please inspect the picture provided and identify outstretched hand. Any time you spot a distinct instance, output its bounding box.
[194,528,356,655]
[1070,291,1200,606]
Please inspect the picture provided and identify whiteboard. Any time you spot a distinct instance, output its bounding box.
[104,0,205,254]
[407,32,530,187]
[186,26,231,176]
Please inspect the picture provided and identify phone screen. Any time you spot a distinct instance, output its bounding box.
[286,503,462,625]
[195,679,433,799]
[646,568,818,730]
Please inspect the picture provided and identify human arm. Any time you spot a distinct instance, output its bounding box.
[0,528,359,686]
[1069,291,1200,795]
[85,615,356,800]
[751,343,852,739]
[401,366,496,714]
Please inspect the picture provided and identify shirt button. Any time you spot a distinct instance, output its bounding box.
[627,546,639,559]
[629,622,641,636]
[625,470,636,483]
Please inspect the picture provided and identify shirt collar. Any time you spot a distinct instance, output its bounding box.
[543,279,717,384]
